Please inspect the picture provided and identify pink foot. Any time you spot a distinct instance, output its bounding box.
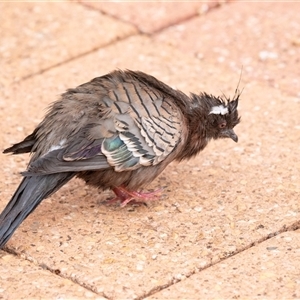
[109,186,162,207]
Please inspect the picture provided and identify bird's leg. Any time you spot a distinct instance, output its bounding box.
[110,186,162,207]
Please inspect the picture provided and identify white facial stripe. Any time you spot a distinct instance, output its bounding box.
[209,105,228,115]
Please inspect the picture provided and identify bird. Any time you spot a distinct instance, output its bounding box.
[0,69,241,248]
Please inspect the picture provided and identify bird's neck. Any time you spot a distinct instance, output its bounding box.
[176,110,210,161]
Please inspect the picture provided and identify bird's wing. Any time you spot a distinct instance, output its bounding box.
[25,78,183,175]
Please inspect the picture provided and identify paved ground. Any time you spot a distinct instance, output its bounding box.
[0,2,299,299]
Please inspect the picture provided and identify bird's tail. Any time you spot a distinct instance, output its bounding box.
[0,173,75,248]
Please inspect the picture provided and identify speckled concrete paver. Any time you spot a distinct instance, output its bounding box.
[0,2,136,86]
[148,231,300,299]
[82,1,207,33]
[155,2,300,97]
[0,251,104,300]
[0,2,299,299]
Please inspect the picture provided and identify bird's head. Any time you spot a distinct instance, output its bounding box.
[189,90,240,142]
[177,90,241,162]
[204,93,241,142]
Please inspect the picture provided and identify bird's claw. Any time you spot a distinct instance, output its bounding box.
[107,186,162,207]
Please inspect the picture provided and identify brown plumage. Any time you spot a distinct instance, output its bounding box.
[0,70,240,248]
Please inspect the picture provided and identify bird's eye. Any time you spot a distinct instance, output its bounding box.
[219,122,226,129]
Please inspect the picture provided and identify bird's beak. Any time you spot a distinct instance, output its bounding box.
[228,129,238,142]
[222,129,238,142]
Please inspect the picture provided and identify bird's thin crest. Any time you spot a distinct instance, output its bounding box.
[218,67,244,111]
[232,66,244,103]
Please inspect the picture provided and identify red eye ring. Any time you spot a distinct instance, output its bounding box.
[219,122,226,129]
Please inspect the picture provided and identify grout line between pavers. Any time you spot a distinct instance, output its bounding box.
[138,219,300,299]
[15,0,232,85]
[2,219,299,299]
[78,2,143,35]
[3,1,296,298]
[17,32,139,84]
[78,1,229,36]
[145,1,231,36]
[148,12,199,35]
[3,245,111,299]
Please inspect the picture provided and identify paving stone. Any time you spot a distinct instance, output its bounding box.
[0,251,105,299]
[148,231,300,299]
[1,36,299,299]
[155,2,300,96]
[82,1,218,33]
[0,2,136,86]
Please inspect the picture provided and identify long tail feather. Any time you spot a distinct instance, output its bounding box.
[0,173,75,248]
